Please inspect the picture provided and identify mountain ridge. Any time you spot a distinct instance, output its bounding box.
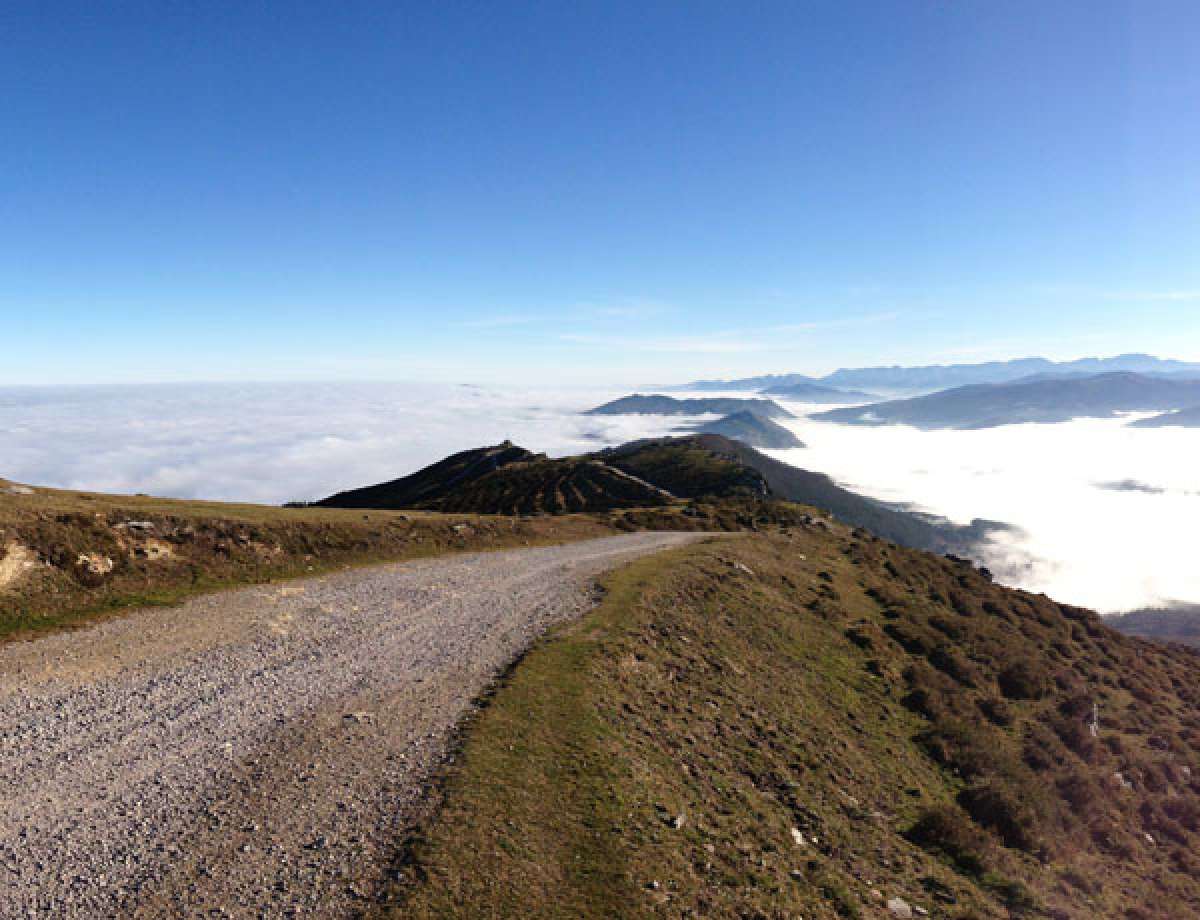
[813,372,1200,430]
[585,394,794,419]
[678,353,1200,395]
[318,434,1008,558]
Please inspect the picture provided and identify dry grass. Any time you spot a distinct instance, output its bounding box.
[389,526,1200,919]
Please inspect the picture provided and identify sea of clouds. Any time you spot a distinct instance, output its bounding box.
[760,399,1200,614]
[2,382,1197,614]
[0,382,671,505]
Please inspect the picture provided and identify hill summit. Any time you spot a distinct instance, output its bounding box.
[318,435,1005,558]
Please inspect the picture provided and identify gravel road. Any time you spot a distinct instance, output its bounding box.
[0,532,701,918]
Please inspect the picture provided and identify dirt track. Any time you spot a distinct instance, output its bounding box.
[0,532,700,918]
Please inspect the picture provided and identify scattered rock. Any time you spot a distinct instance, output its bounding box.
[1,483,34,495]
[0,542,38,590]
[116,520,156,533]
[75,553,115,577]
[887,897,913,918]
[790,827,807,847]
[670,812,686,830]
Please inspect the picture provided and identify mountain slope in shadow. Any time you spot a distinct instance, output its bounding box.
[319,434,1007,558]
[816,372,1200,430]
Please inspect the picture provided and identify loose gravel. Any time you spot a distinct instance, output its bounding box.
[0,532,701,918]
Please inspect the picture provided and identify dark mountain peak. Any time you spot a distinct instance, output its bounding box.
[317,441,541,510]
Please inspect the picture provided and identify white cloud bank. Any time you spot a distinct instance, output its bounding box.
[0,383,664,506]
[761,401,1200,614]
[2,383,1197,614]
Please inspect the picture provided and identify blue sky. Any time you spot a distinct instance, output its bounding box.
[3,1,1199,385]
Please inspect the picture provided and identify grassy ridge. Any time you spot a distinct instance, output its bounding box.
[391,529,1200,918]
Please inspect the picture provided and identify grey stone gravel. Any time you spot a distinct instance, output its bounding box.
[0,532,700,918]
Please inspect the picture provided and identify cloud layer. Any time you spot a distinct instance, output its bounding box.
[759,400,1200,613]
[0,383,666,506]
[3,383,1197,613]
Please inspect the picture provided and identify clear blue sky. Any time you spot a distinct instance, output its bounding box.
[3,1,1198,385]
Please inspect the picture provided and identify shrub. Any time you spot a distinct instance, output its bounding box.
[998,660,1048,700]
[928,643,979,687]
[905,806,990,876]
[959,782,1040,852]
[977,696,1014,727]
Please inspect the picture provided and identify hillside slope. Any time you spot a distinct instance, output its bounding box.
[425,457,677,515]
[684,410,805,448]
[816,373,1200,430]
[602,436,1002,556]
[1109,606,1200,646]
[394,528,1200,919]
[316,441,538,509]
[321,436,1002,557]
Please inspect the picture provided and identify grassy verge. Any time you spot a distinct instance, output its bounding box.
[387,534,993,919]
[388,527,1200,918]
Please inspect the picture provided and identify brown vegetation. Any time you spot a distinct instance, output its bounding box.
[391,524,1200,918]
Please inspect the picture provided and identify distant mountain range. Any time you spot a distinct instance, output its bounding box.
[318,434,1005,556]
[759,381,877,403]
[1108,605,1200,647]
[681,410,804,449]
[585,394,793,419]
[1128,406,1200,428]
[813,372,1200,430]
[679,353,1200,395]
[681,373,820,391]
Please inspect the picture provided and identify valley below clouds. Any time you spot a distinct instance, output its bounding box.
[2,382,1197,615]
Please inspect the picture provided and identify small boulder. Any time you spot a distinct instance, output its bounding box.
[887,897,913,919]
